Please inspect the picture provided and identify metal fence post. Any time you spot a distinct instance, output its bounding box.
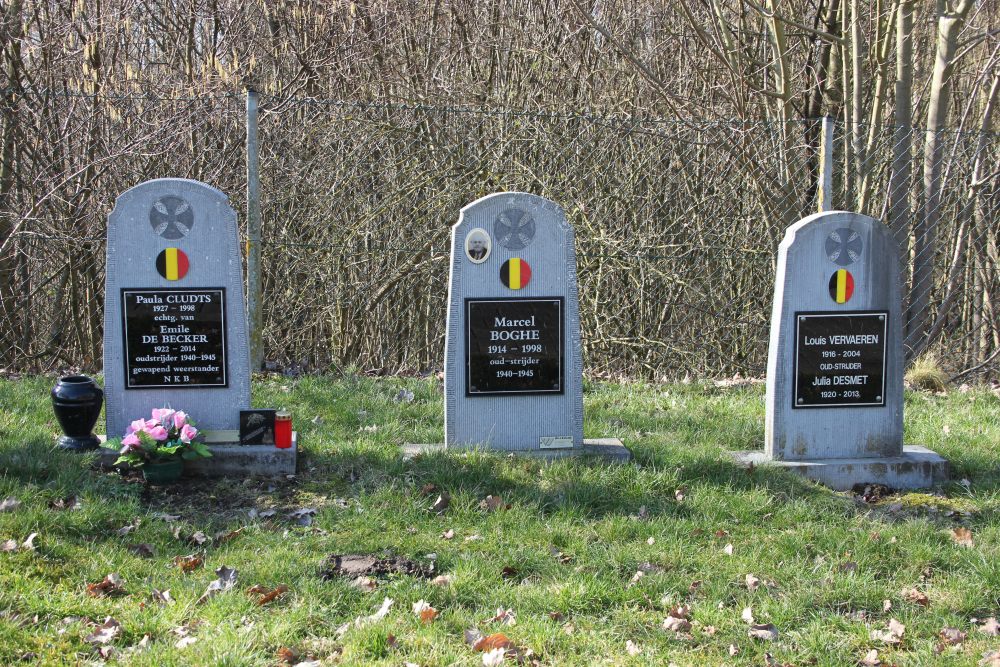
[818,115,834,212]
[246,88,263,371]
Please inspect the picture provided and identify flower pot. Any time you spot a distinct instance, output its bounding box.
[143,458,184,484]
[51,375,104,451]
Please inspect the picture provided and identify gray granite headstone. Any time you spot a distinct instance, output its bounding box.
[444,193,583,451]
[103,178,250,439]
[735,210,947,489]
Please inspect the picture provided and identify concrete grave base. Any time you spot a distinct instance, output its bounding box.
[732,445,949,491]
[95,430,298,477]
[403,438,632,463]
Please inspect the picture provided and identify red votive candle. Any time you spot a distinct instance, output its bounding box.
[275,410,292,449]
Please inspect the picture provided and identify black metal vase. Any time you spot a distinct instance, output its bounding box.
[51,375,104,451]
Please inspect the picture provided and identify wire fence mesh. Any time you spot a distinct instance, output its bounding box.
[1,91,997,382]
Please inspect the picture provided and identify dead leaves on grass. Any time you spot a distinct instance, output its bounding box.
[977,617,1000,636]
[662,605,692,633]
[247,583,289,606]
[951,527,974,547]
[87,573,126,598]
[83,617,121,644]
[336,597,394,637]
[174,553,204,572]
[480,495,511,512]
[412,599,438,623]
[1,532,38,553]
[871,618,906,645]
[196,565,237,605]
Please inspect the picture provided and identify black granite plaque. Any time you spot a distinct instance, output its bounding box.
[466,297,563,395]
[794,311,887,408]
[121,288,228,389]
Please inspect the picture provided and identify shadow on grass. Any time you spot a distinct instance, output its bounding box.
[300,440,837,521]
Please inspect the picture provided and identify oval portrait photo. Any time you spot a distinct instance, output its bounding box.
[465,228,492,264]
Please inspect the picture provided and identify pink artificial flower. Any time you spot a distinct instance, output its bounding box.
[121,432,140,452]
[126,418,146,435]
[179,424,198,443]
[172,411,188,430]
[145,418,160,430]
[147,425,169,441]
[152,408,175,425]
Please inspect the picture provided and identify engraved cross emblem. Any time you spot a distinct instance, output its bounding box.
[494,208,536,250]
[149,195,194,239]
[825,228,863,266]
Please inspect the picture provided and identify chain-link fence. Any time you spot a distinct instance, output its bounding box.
[1,90,997,381]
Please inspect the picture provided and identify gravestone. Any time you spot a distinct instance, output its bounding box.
[735,210,948,489]
[103,178,252,442]
[406,192,626,459]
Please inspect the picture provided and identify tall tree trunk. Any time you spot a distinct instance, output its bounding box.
[907,0,974,358]
[888,1,913,251]
[0,0,23,366]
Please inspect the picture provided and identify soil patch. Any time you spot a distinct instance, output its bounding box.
[320,554,434,580]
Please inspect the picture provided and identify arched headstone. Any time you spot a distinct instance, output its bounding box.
[736,211,948,489]
[103,178,250,439]
[444,193,584,451]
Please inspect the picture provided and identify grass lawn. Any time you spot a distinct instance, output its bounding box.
[0,374,998,666]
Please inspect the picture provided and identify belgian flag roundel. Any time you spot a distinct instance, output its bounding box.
[156,248,190,281]
[828,269,854,303]
[500,258,531,290]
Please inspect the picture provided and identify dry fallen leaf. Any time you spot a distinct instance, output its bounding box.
[871,618,905,644]
[482,647,506,666]
[939,627,967,645]
[431,575,453,587]
[859,648,881,666]
[728,644,740,656]
[979,617,1000,636]
[0,497,21,513]
[441,529,455,540]
[248,584,288,606]
[175,636,198,649]
[951,527,974,547]
[83,617,121,644]
[87,573,126,598]
[129,543,155,558]
[741,607,755,624]
[174,553,203,572]
[151,588,173,605]
[196,565,237,605]
[213,527,244,544]
[484,608,516,626]
[646,536,656,545]
[883,599,892,613]
[723,543,734,555]
[674,488,686,502]
[1,539,16,553]
[479,495,509,512]
[745,574,761,591]
[625,640,641,656]
[471,632,513,652]
[662,605,692,633]
[980,650,1000,666]
[351,576,377,592]
[276,646,299,664]
[21,533,38,550]
[336,597,393,637]
[412,599,438,623]
[49,496,81,511]
[748,623,779,640]
[902,588,929,606]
